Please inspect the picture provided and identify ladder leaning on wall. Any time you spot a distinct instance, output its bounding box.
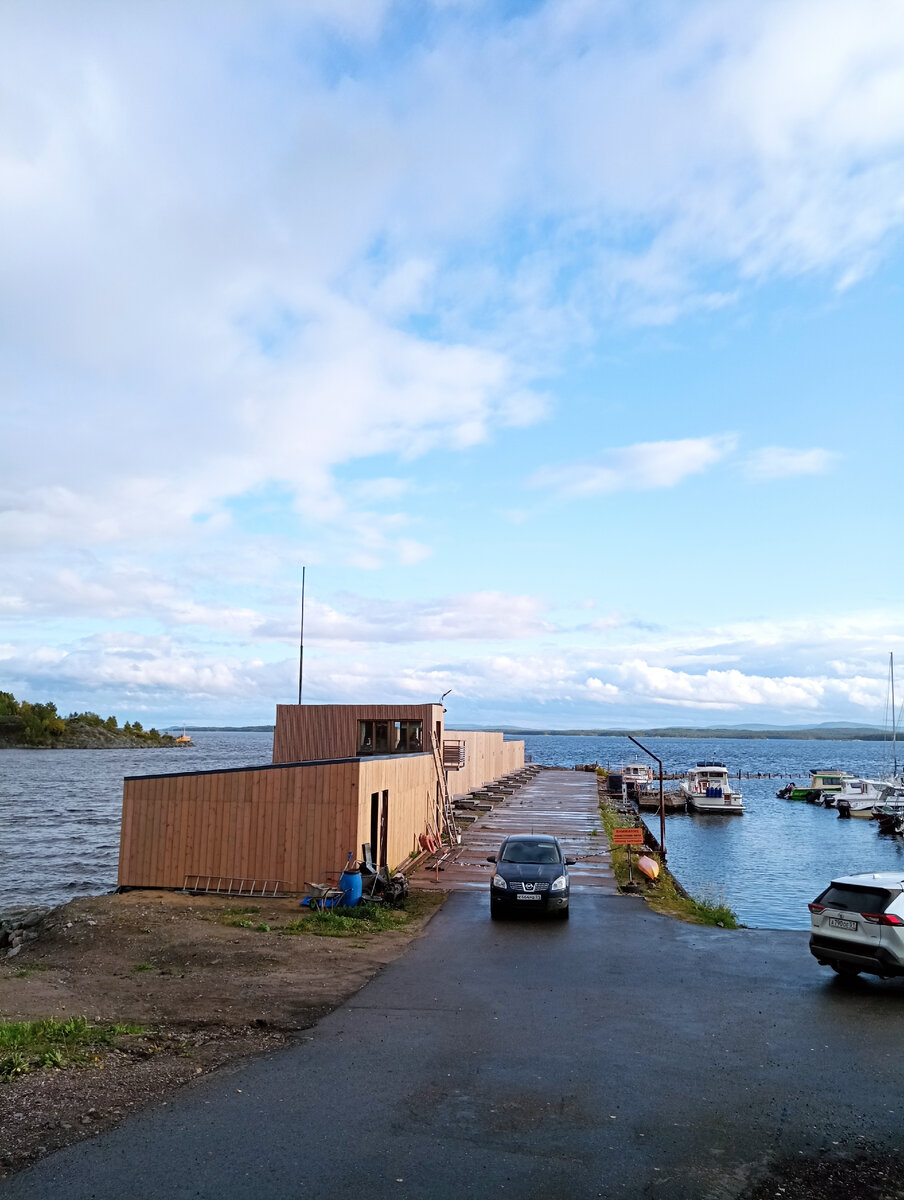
[430,731,459,844]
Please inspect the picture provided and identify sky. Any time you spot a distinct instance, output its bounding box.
[1,0,903,731]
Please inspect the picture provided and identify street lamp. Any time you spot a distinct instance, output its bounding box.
[627,734,666,860]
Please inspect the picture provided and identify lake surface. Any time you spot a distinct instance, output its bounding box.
[518,733,904,929]
[2,730,901,929]
[1,732,274,916]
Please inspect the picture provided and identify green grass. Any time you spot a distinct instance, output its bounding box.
[0,1017,144,1080]
[11,964,50,979]
[598,798,739,929]
[279,892,444,939]
[132,961,155,972]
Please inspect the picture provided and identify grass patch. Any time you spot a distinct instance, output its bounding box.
[279,892,444,939]
[11,964,50,979]
[0,1017,144,1080]
[598,798,739,929]
[213,905,270,930]
[132,961,154,972]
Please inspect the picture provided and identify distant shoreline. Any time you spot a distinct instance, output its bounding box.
[169,724,894,742]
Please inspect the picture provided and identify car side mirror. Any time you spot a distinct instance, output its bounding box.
[486,855,496,863]
[565,857,577,865]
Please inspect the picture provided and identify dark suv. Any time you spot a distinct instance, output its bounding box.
[487,834,575,919]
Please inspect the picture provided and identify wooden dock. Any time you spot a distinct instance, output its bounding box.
[419,768,617,894]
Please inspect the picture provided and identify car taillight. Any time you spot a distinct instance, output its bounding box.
[808,903,825,914]
[860,912,904,926]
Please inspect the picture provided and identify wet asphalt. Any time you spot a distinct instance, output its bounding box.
[4,891,904,1200]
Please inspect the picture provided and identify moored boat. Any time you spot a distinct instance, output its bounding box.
[835,777,887,818]
[680,762,744,814]
[788,769,846,803]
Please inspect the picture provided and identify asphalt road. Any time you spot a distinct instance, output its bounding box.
[4,892,904,1200]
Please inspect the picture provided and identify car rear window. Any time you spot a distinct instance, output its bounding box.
[501,840,561,864]
[816,884,898,912]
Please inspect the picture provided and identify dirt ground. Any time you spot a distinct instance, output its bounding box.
[0,888,445,1179]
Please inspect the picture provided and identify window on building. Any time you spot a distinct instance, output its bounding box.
[358,719,423,755]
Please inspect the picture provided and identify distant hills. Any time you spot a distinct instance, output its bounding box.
[450,724,895,742]
[172,721,896,742]
[167,725,275,733]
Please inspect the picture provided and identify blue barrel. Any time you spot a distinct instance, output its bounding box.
[339,869,362,907]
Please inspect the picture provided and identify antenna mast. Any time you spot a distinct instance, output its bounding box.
[298,567,306,705]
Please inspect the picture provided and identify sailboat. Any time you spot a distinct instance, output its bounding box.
[869,655,904,828]
[879,652,902,786]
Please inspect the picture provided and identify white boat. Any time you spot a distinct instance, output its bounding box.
[621,760,654,791]
[680,761,744,813]
[836,777,894,818]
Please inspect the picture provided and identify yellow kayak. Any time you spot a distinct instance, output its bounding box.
[637,854,660,881]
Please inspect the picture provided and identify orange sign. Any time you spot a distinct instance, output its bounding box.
[612,827,646,846]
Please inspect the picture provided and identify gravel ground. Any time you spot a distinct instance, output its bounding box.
[0,889,444,1178]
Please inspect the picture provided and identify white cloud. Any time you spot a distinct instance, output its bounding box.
[3,594,902,727]
[531,435,737,498]
[743,446,839,480]
[1,2,902,728]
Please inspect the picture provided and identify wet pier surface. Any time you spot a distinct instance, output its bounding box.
[419,767,616,894]
[8,891,904,1200]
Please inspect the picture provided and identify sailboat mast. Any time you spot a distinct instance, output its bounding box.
[892,652,897,777]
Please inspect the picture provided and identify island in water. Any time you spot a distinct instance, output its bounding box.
[0,692,183,749]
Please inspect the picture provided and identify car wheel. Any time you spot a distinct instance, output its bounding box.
[558,905,570,920]
[830,963,860,979]
[490,899,502,920]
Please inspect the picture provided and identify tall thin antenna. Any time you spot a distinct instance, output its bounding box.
[298,567,306,705]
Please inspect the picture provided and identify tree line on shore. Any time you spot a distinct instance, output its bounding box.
[0,692,177,748]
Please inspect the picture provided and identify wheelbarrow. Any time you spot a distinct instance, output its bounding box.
[302,881,345,912]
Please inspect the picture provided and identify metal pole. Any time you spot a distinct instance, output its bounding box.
[298,567,306,705]
[627,734,666,860]
[891,652,897,778]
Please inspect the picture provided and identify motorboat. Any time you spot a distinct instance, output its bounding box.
[788,769,847,803]
[835,777,888,818]
[680,762,744,813]
[607,759,654,801]
[621,760,654,797]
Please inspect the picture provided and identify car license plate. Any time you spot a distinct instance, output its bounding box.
[829,917,857,931]
[516,893,542,901]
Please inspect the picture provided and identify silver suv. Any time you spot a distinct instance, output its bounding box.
[809,871,904,979]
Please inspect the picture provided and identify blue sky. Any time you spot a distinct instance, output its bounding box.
[1,0,902,730]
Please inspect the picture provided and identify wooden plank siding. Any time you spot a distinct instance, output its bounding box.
[119,724,525,894]
[119,758,362,891]
[354,754,437,871]
[444,730,525,796]
[272,704,443,764]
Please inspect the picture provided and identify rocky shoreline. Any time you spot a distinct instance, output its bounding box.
[0,724,184,750]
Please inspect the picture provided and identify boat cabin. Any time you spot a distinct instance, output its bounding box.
[688,761,730,783]
[808,770,846,792]
[622,762,654,784]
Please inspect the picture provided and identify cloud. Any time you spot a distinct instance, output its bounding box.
[3,596,901,727]
[531,435,737,498]
[295,592,554,645]
[743,446,840,480]
[2,0,903,554]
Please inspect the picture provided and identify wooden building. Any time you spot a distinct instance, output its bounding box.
[118,704,524,893]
